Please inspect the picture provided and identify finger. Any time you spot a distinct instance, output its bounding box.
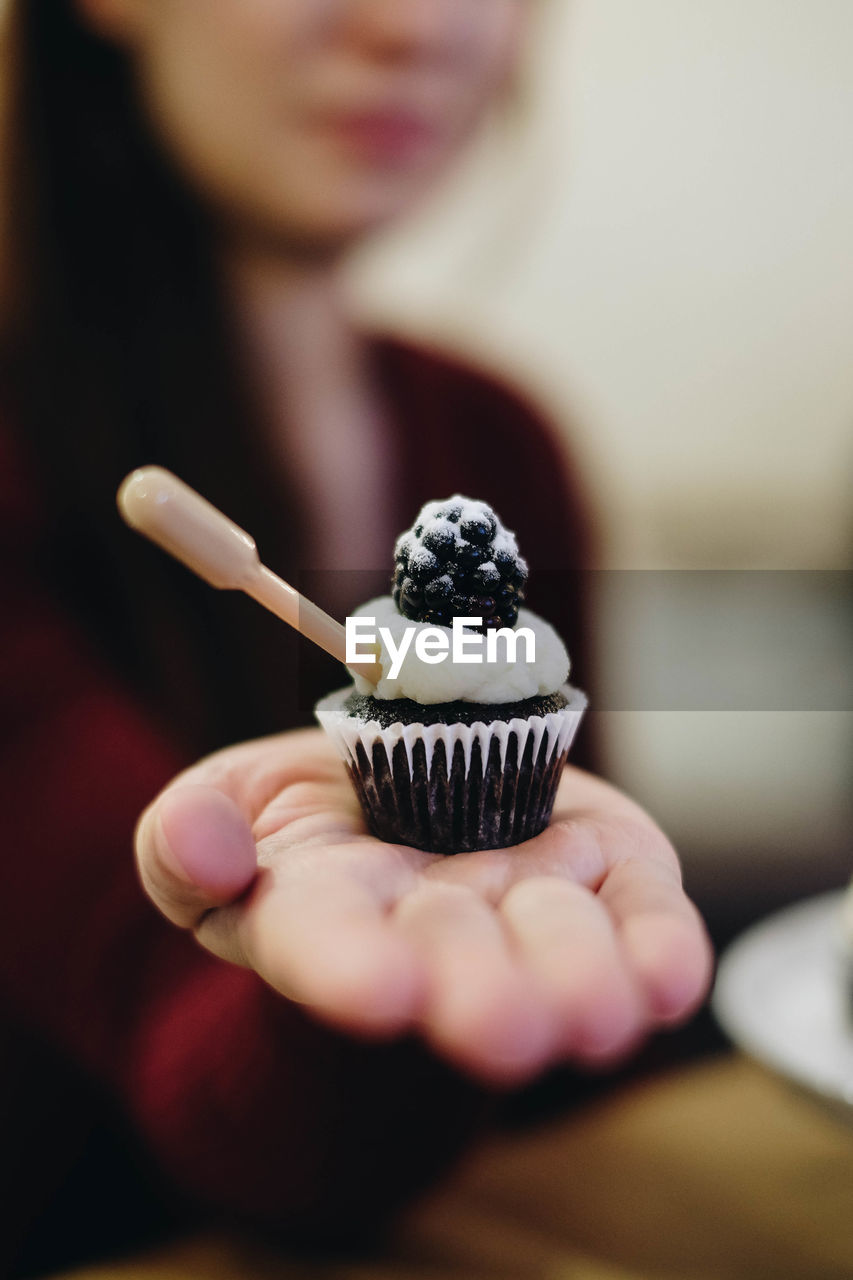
[201,842,427,1039]
[158,727,355,829]
[597,857,714,1022]
[499,877,644,1063]
[391,882,553,1086]
[251,774,368,849]
[135,785,257,931]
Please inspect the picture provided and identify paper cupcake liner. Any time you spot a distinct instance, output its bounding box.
[316,684,587,855]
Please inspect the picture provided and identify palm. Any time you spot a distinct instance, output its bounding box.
[138,728,712,1086]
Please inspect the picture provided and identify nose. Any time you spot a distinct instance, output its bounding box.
[344,0,465,63]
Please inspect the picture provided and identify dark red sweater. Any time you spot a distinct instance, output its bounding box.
[0,338,596,1275]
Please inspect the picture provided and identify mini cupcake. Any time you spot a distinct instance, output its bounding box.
[315,497,587,855]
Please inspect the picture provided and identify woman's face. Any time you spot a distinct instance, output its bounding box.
[85,0,527,251]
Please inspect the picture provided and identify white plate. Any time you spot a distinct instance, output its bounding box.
[712,891,853,1122]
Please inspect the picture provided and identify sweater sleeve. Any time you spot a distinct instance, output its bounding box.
[0,428,490,1243]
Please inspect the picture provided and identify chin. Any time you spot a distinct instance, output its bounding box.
[258,197,425,258]
[217,162,442,260]
[288,153,447,235]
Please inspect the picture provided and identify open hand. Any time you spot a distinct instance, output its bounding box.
[136,728,712,1087]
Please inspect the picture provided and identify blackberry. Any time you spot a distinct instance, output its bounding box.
[391,496,527,632]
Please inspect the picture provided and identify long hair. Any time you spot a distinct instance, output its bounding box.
[0,0,312,750]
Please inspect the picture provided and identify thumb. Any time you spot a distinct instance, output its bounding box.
[135,784,258,929]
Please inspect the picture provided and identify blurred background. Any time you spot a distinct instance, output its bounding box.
[348,0,853,934]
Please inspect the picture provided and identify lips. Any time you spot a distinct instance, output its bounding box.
[316,107,442,164]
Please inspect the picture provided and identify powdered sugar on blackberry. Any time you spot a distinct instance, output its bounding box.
[392,495,528,634]
[409,497,517,554]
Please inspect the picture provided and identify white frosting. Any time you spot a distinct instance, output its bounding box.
[350,597,570,704]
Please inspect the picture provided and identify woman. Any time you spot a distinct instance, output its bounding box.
[0,1,711,1275]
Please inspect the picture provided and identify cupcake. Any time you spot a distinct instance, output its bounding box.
[315,497,587,855]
